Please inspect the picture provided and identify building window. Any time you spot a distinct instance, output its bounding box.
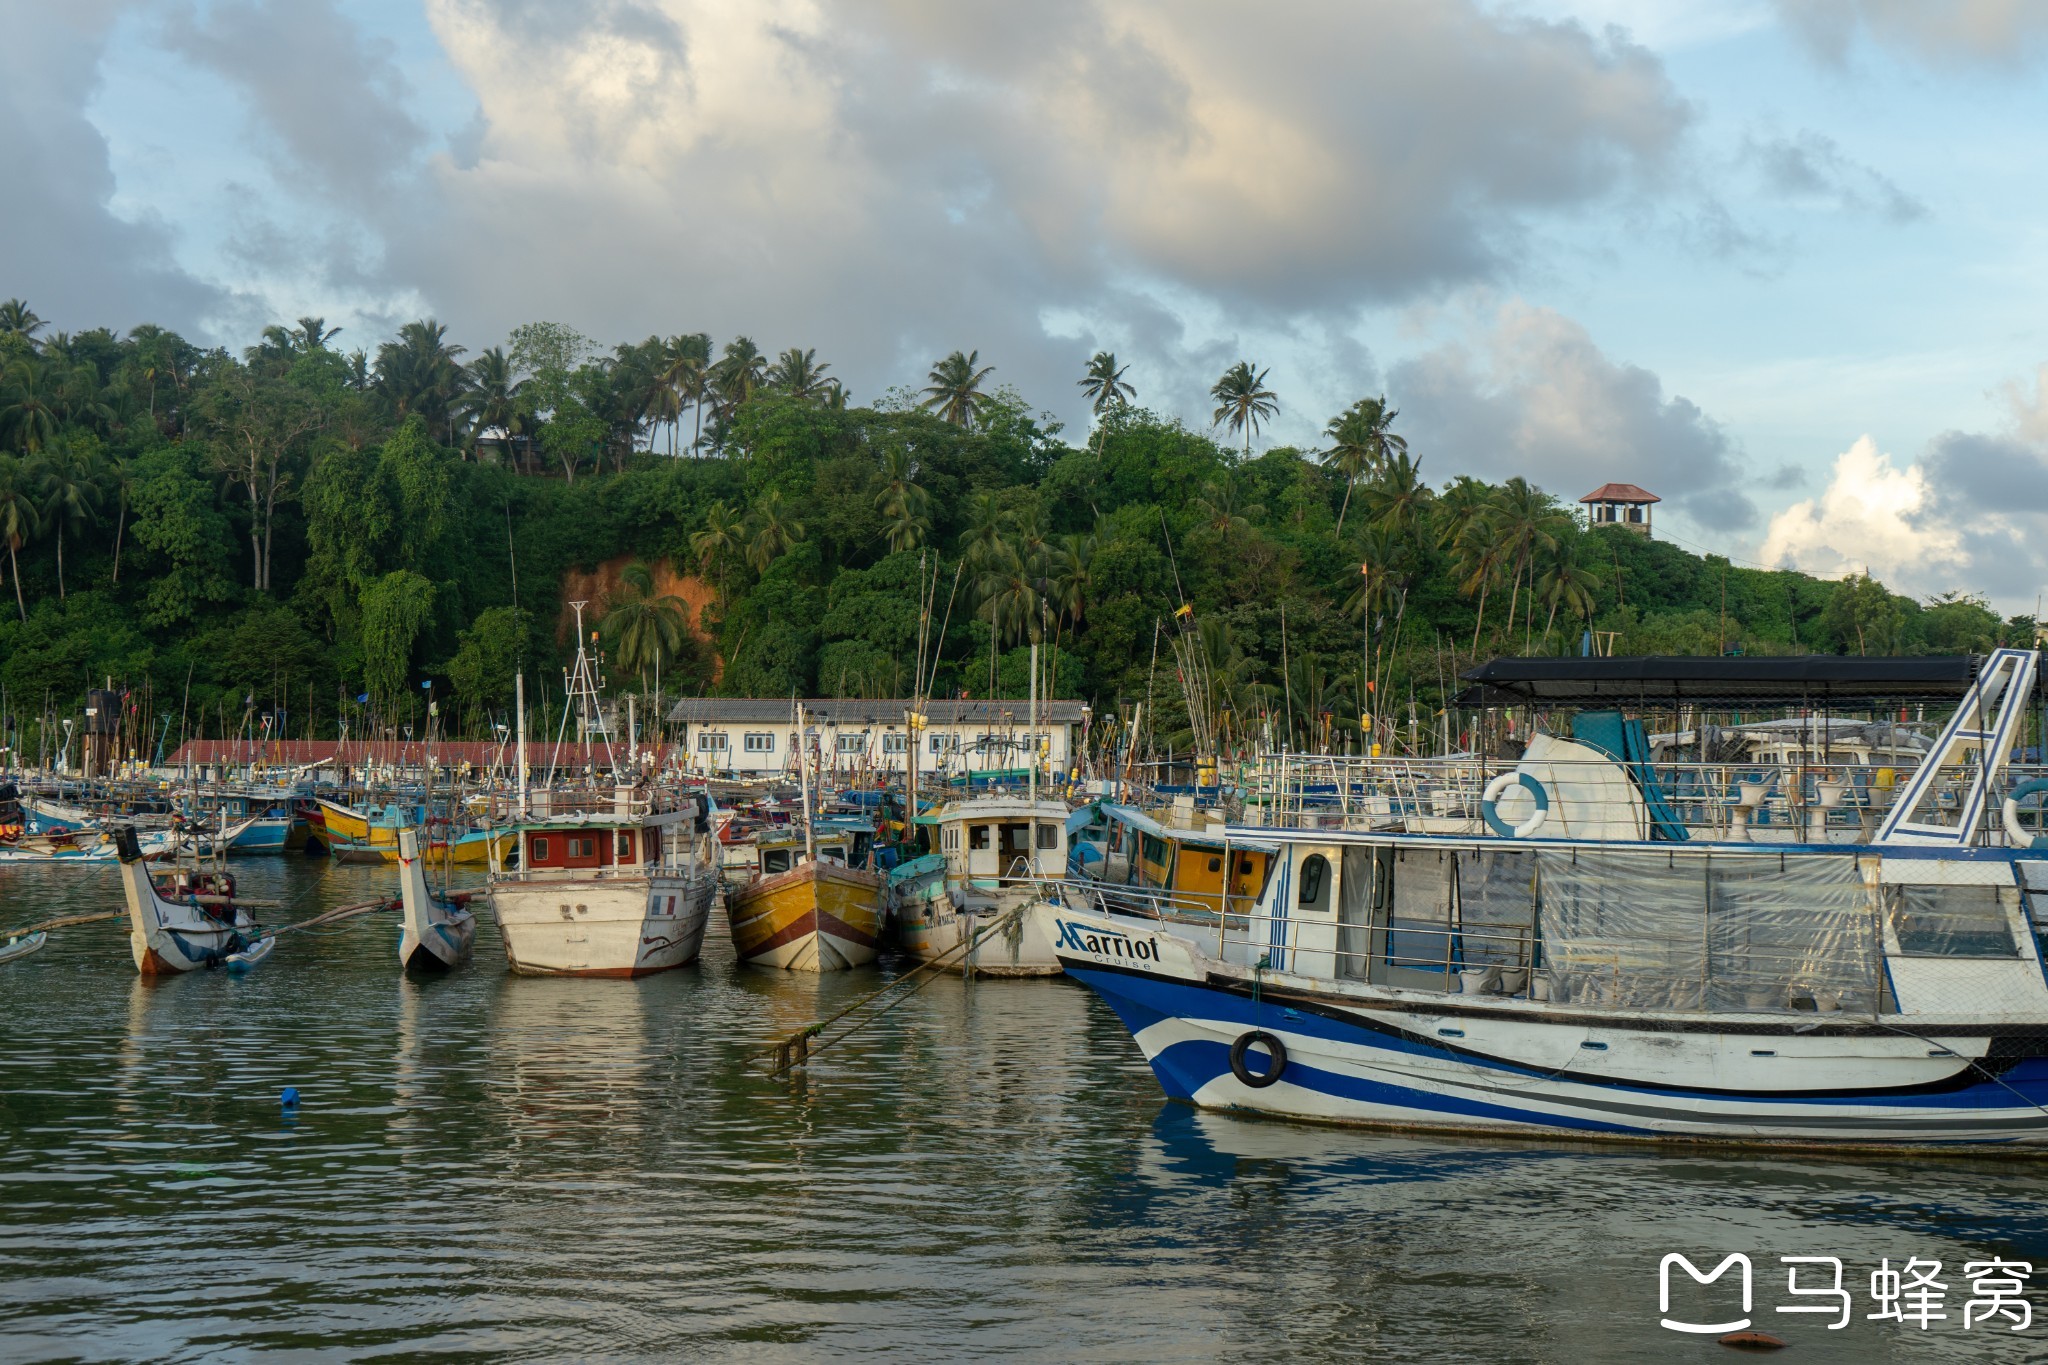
[697,733,728,753]
[882,733,907,754]
[743,733,774,753]
[929,734,956,755]
[836,734,866,754]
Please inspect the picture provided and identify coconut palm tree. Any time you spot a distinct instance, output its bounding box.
[975,540,1043,648]
[660,333,711,451]
[1536,536,1600,649]
[601,560,692,681]
[34,442,101,599]
[292,317,341,351]
[745,489,804,572]
[1192,476,1264,555]
[767,347,833,402]
[690,500,746,604]
[0,454,38,620]
[0,300,44,340]
[1358,448,1432,546]
[375,319,469,443]
[1322,396,1406,534]
[104,453,134,584]
[1491,477,1571,644]
[875,447,930,552]
[710,336,768,427]
[1079,350,1135,415]
[0,358,59,454]
[921,350,995,428]
[1210,361,1277,454]
[461,346,528,462]
[957,490,1009,574]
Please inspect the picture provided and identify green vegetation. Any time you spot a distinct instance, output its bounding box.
[0,301,2029,756]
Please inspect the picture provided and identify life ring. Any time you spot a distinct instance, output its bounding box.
[1481,771,1550,838]
[1228,1030,1287,1088]
[2002,777,2048,849]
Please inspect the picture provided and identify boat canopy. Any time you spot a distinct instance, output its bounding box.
[1078,801,1279,854]
[1456,654,1979,708]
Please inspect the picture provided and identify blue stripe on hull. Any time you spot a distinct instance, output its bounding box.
[1064,964,2048,1140]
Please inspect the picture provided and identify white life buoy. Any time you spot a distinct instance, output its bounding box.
[2002,777,2048,848]
[1481,771,1549,839]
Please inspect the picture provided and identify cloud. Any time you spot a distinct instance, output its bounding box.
[0,3,221,332]
[70,0,1688,423]
[1775,0,2048,70]
[1388,301,1756,529]
[1762,393,2048,610]
[1744,129,1925,223]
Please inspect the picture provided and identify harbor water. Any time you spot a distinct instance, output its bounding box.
[3,860,2044,1362]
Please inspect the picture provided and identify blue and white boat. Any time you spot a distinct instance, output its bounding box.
[1052,649,2048,1151]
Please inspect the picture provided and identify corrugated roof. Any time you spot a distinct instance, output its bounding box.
[1455,654,1978,706]
[665,698,1088,725]
[1578,482,1660,504]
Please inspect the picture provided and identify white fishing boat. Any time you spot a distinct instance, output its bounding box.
[490,789,718,976]
[0,930,47,963]
[891,794,1071,976]
[396,826,477,972]
[1052,649,2048,1151]
[113,826,264,975]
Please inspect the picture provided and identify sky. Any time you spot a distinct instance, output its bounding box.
[9,0,2048,610]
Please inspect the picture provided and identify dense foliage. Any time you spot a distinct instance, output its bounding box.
[0,301,2029,758]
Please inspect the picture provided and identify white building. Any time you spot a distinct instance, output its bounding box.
[665,698,1087,782]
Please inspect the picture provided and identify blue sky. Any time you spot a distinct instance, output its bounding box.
[12,1,2048,608]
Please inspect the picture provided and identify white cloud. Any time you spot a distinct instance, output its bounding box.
[1775,0,2048,69]
[1389,300,1755,528]
[1760,436,1964,580]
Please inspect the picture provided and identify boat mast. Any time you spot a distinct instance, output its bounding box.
[515,671,528,818]
[798,702,816,862]
[1028,641,1038,811]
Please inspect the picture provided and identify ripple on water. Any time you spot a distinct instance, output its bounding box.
[3,861,2045,1362]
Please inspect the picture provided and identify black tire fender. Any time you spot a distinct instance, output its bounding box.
[1228,1030,1287,1088]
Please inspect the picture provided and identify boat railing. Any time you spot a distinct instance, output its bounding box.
[1040,877,1246,927]
[1236,754,2048,846]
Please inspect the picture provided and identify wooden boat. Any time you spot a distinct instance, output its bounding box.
[113,826,261,975]
[0,930,47,963]
[488,789,719,977]
[726,855,885,971]
[224,935,276,973]
[396,826,476,972]
[885,795,1072,976]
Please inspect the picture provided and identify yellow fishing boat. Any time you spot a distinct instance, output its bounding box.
[726,823,883,971]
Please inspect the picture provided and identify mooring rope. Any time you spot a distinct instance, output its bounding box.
[4,895,397,943]
[758,900,1033,1078]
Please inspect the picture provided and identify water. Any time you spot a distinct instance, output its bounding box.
[3,860,2045,1362]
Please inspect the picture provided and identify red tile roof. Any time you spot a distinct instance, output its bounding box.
[1578,482,1660,504]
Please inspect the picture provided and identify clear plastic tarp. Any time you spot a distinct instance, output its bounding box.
[1535,849,1880,1014]
[1456,849,1537,969]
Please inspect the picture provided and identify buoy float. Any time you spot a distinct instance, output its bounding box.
[281,1086,300,1109]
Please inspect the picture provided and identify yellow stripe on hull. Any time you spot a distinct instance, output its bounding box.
[727,861,884,972]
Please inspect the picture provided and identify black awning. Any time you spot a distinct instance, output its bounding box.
[1455,655,1980,707]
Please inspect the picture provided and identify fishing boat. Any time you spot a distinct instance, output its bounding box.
[0,930,47,963]
[1067,797,1275,919]
[113,825,268,975]
[1051,648,2048,1151]
[489,788,718,976]
[396,826,476,972]
[889,794,1071,976]
[725,707,884,971]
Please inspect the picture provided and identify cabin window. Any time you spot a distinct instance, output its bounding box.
[1887,885,2020,958]
[744,733,775,753]
[1207,856,1222,873]
[615,832,635,861]
[530,836,550,862]
[1142,835,1167,866]
[568,836,597,860]
[697,733,727,752]
[970,825,991,850]
[1037,823,1060,850]
[1298,854,1330,911]
[763,849,791,875]
[883,733,907,754]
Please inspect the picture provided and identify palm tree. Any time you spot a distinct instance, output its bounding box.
[0,359,59,454]
[745,489,804,572]
[690,500,746,604]
[975,540,1043,648]
[875,447,930,552]
[1078,350,1134,456]
[1210,361,1278,454]
[710,336,768,428]
[0,300,44,340]
[660,333,712,451]
[460,346,527,462]
[921,349,995,428]
[1536,536,1600,649]
[1192,476,1264,554]
[104,453,134,584]
[1045,527,1098,639]
[600,560,692,682]
[34,443,101,599]
[0,454,38,620]
[957,490,1009,574]
[1491,477,1571,644]
[767,347,833,402]
[1323,396,1406,533]
[292,317,341,351]
[1358,449,1432,546]
[375,319,469,443]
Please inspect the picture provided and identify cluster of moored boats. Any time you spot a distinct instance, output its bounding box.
[12,648,2048,1156]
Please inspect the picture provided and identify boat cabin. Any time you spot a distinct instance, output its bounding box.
[1068,800,1273,917]
[521,822,670,875]
[757,818,873,877]
[925,796,1068,889]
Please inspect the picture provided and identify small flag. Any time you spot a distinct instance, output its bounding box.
[355,693,369,704]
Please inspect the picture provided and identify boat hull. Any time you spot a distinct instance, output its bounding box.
[397,828,477,972]
[1051,907,2048,1151]
[116,838,254,976]
[897,898,1063,976]
[491,874,713,977]
[728,861,884,972]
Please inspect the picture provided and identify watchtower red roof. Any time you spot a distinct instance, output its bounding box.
[1578,482,1660,505]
